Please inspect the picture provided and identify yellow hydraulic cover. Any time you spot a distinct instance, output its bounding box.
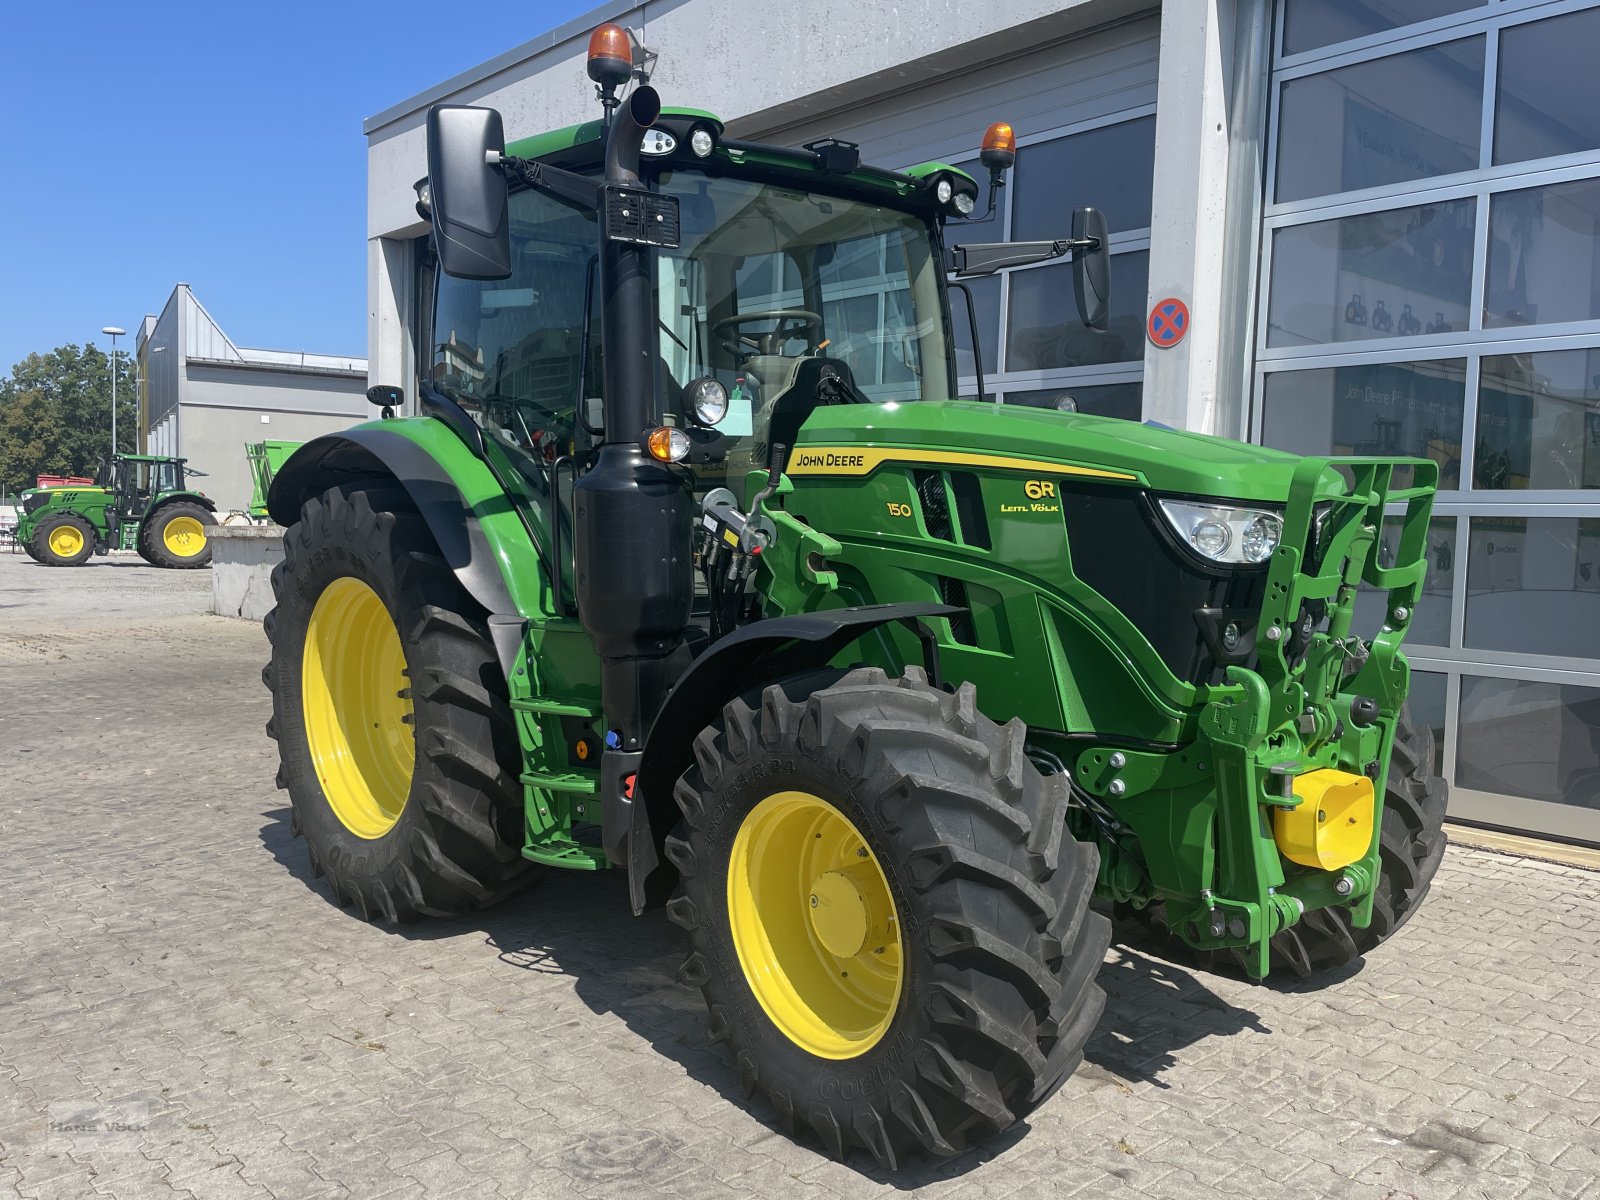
[1274,769,1376,870]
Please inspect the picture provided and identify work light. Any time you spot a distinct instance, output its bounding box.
[684,376,729,426]
[690,128,715,158]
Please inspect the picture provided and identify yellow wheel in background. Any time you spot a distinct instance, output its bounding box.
[161,515,207,558]
[728,790,903,1058]
[49,524,85,557]
[300,577,415,839]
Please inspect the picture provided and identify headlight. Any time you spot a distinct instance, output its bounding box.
[683,376,729,426]
[1159,499,1283,565]
[936,177,954,205]
[690,127,715,158]
[953,191,976,215]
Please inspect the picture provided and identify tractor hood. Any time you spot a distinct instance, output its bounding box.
[793,400,1330,504]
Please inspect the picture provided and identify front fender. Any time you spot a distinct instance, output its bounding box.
[267,418,552,627]
[623,602,963,912]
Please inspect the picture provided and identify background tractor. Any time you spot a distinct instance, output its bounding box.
[246,440,303,521]
[17,453,216,568]
[263,24,1445,1169]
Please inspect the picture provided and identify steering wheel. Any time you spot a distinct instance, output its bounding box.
[712,309,822,358]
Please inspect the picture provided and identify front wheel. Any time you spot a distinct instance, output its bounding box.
[30,514,95,565]
[263,483,530,921]
[666,668,1110,1168]
[140,501,216,568]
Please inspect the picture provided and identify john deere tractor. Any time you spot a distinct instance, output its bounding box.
[263,25,1445,1168]
[18,453,216,568]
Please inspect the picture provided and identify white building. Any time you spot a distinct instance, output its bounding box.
[364,0,1600,847]
[136,284,368,513]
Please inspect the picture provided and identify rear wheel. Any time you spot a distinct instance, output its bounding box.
[140,501,215,568]
[30,514,95,566]
[1126,709,1448,981]
[666,668,1110,1167]
[263,482,530,921]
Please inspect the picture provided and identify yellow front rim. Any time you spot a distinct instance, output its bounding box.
[728,791,904,1059]
[162,515,207,557]
[301,577,414,839]
[48,525,85,557]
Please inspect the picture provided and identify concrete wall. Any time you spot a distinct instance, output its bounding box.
[209,525,284,621]
[178,404,363,513]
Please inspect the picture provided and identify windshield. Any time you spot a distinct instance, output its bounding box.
[656,171,951,477]
[427,169,951,486]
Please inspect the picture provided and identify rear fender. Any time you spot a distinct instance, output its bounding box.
[267,420,553,663]
[622,602,964,913]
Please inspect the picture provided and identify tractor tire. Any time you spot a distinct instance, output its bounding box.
[1125,709,1448,982]
[263,482,530,922]
[30,514,95,566]
[139,501,216,568]
[665,667,1110,1168]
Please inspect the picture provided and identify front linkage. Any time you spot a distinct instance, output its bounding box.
[1076,456,1437,979]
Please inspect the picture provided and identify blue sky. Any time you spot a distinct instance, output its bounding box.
[0,0,597,375]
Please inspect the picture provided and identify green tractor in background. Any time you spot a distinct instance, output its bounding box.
[263,25,1445,1168]
[18,453,216,568]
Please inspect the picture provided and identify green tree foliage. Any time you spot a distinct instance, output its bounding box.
[0,343,139,494]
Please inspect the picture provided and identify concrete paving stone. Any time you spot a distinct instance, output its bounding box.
[5,560,1600,1200]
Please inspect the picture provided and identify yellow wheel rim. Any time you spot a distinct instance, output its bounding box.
[728,791,904,1058]
[48,525,85,557]
[301,577,414,839]
[162,515,207,557]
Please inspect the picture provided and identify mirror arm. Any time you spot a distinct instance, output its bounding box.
[497,154,603,215]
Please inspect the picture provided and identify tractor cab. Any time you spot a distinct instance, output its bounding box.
[106,454,185,520]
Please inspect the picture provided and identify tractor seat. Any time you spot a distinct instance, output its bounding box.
[757,356,865,466]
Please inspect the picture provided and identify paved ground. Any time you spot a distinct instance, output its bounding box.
[1,551,1597,1200]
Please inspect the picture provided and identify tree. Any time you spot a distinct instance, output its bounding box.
[0,342,139,494]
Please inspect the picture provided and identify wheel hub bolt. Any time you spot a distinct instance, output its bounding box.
[809,894,819,907]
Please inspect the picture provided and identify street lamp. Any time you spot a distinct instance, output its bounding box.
[102,326,125,456]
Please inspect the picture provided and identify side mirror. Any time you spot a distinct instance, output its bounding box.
[425,105,512,280]
[1071,206,1110,331]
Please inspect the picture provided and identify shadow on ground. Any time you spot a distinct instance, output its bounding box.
[260,806,1269,1187]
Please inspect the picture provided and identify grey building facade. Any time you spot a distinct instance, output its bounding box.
[365,0,1600,847]
[135,285,368,513]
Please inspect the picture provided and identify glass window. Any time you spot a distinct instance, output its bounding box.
[1012,117,1156,240]
[1457,674,1600,808]
[1266,199,1476,348]
[1464,516,1600,659]
[432,186,598,469]
[1004,381,1143,421]
[1408,670,1449,776]
[1260,359,1467,489]
[1476,349,1600,490]
[1355,515,1457,647]
[1007,252,1149,371]
[1275,38,1483,204]
[1282,0,1484,57]
[1494,8,1600,167]
[1484,177,1600,330]
[951,273,1001,388]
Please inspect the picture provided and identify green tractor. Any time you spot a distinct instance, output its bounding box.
[18,453,216,568]
[263,27,1445,1168]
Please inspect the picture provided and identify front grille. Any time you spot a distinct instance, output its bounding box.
[1062,483,1271,685]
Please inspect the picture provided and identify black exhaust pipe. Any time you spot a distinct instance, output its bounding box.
[573,83,694,872]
